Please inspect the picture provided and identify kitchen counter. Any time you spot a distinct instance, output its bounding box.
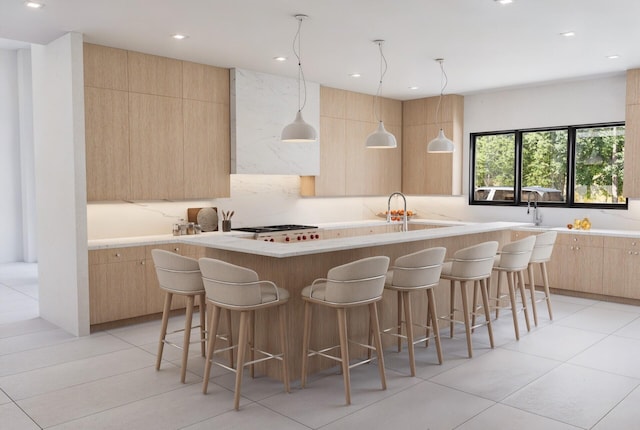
[515,225,640,238]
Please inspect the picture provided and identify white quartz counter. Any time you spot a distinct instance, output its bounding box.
[515,225,640,238]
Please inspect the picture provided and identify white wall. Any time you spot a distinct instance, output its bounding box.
[0,49,24,263]
[32,32,89,336]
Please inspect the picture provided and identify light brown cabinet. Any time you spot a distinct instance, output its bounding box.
[83,43,230,201]
[624,69,640,198]
[323,224,401,239]
[402,95,463,195]
[602,236,640,299]
[301,86,402,197]
[89,247,147,325]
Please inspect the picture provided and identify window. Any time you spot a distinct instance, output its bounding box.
[470,122,626,208]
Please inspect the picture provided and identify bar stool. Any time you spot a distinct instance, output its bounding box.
[439,241,498,358]
[152,249,210,383]
[199,258,290,411]
[490,236,536,340]
[382,247,446,376]
[301,256,390,405]
[527,231,557,325]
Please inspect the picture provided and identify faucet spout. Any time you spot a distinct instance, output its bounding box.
[526,191,542,226]
[387,192,408,232]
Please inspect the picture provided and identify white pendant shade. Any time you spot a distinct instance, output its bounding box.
[281,110,317,142]
[427,129,455,153]
[365,121,397,148]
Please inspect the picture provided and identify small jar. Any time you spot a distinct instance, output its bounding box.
[187,222,195,235]
[172,224,181,236]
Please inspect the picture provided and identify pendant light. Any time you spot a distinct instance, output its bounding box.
[281,14,317,142]
[365,40,397,148]
[427,58,455,153]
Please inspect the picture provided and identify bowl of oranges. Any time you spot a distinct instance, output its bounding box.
[378,209,417,222]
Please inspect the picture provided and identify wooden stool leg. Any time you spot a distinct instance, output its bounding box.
[180,295,195,383]
[249,311,255,379]
[301,301,312,388]
[337,307,351,405]
[156,292,172,370]
[278,304,290,393]
[495,271,503,319]
[480,278,495,348]
[427,289,443,364]
[225,309,234,367]
[449,281,455,338]
[199,293,206,357]
[527,264,539,326]
[202,304,221,394]
[402,291,416,376]
[397,291,403,352]
[370,302,387,390]
[234,311,249,410]
[471,281,479,332]
[541,262,553,320]
[425,290,431,348]
[518,270,531,332]
[460,281,473,358]
[507,272,520,340]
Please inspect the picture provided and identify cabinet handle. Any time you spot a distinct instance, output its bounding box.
[141,260,145,265]
[632,242,637,246]
[629,251,634,255]
[570,246,574,250]
[575,246,580,251]
[173,247,180,252]
[635,252,639,256]
[573,238,578,242]
[115,253,121,257]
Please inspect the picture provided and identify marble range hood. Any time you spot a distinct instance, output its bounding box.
[231,68,320,175]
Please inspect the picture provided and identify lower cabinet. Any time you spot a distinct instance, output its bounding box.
[323,224,401,239]
[602,237,640,300]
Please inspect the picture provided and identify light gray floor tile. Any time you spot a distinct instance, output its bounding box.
[107,313,203,347]
[212,368,291,402]
[319,380,493,430]
[0,318,56,340]
[0,403,40,430]
[182,402,309,430]
[554,306,639,334]
[504,363,639,429]
[503,323,607,361]
[0,327,75,357]
[47,382,242,430]
[431,348,559,401]
[551,294,599,306]
[17,365,199,428]
[0,389,10,404]
[0,332,132,377]
[457,403,582,430]
[259,364,420,428]
[544,298,593,321]
[613,316,640,340]
[569,335,640,379]
[592,385,640,430]
[593,300,640,314]
[0,347,156,400]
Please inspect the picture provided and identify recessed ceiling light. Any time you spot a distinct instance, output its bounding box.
[171,34,188,40]
[606,54,620,59]
[349,73,361,78]
[494,0,513,5]
[273,56,287,62]
[25,1,44,8]
[560,31,576,37]
[409,86,419,90]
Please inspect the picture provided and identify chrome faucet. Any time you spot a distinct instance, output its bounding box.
[527,192,543,226]
[387,191,408,232]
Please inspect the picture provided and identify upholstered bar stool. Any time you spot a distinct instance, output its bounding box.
[301,256,390,405]
[489,236,536,340]
[527,231,557,325]
[199,258,290,411]
[382,247,446,376]
[439,241,498,358]
[152,249,216,383]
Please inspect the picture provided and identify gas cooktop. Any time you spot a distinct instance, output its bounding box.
[231,224,318,234]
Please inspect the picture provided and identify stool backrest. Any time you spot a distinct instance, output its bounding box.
[530,231,557,263]
[497,236,536,270]
[198,258,263,306]
[391,247,446,288]
[325,256,390,303]
[151,249,203,293]
[451,241,499,279]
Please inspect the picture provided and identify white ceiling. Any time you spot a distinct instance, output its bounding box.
[1,0,639,100]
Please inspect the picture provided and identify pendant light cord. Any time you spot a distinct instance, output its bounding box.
[373,41,388,123]
[435,59,448,127]
[293,17,308,113]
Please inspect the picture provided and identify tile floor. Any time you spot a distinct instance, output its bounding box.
[2,263,640,429]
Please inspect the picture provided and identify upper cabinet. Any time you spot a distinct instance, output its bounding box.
[83,43,230,201]
[402,95,463,195]
[301,86,402,196]
[231,68,320,175]
[625,69,640,198]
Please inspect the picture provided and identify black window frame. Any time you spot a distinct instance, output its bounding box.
[469,122,627,210]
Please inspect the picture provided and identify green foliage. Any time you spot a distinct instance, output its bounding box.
[474,134,515,187]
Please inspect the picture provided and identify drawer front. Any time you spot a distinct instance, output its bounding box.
[556,233,604,247]
[603,236,640,250]
[145,243,202,259]
[91,246,145,264]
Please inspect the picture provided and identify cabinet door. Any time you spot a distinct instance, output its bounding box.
[85,87,130,201]
[89,259,146,325]
[128,51,182,98]
[548,243,603,294]
[183,100,230,198]
[624,70,640,198]
[129,93,184,200]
